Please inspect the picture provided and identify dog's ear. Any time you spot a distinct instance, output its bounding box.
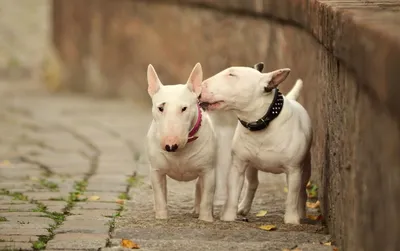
[254,62,264,72]
[147,64,163,97]
[186,63,203,96]
[261,68,290,92]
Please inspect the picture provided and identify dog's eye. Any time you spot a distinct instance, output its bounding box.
[228,73,235,77]
[181,107,187,112]
[198,94,201,99]
[158,106,164,112]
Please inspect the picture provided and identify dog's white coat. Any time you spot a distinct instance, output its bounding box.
[200,66,312,224]
[146,63,217,222]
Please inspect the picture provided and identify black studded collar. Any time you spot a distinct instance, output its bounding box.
[238,88,284,131]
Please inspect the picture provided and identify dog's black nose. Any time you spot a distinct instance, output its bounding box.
[165,144,178,152]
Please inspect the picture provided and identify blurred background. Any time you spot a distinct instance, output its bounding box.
[0,1,399,251]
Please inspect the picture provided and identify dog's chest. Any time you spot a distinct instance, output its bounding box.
[162,157,206,181]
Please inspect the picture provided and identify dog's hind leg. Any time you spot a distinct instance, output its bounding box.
[192,176,203,215]
[238,166,259,216]
[299,153,311,218]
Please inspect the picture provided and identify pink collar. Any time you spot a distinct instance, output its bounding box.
[187,104,202,143]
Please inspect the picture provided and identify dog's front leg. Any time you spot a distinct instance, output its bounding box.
[285,166,302,224]
[221,155,247,221]
[150,169,168,219]
[238,166,259,216]
[192,176,203,215]
[198,168,215,222]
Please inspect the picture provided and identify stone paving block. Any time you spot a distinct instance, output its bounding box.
[0,228,49,235]
[0,212,47,217]
[0,221,51,229]
[75,202,120,210]
[24,191,69,201]
[39,200,67,213]
[86,182,127,193]
[0,215,54,225]
[0,203,37,212]
[0,165,43,180]
[0,235,39,242]
[54,218,110,234]
[46,233,108,250]
[89,174,129,184]
[69,209,115,217]
[0,181,36,191]
[0,241,33,250]
[84,192,121,202]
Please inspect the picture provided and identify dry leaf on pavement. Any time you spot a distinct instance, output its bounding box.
[306,200,320,209]
[323,241,332,246]
[284,187,288,193]
[121,239,140,249]
[256,210,267,217]
[88,195,100,201]
[116,199,125,205]
[259,224,276,231]
[307,214,322,221]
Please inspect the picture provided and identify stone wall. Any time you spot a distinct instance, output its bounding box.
[52,1,400,250]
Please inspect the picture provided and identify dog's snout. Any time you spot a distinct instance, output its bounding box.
[165,144,178,152]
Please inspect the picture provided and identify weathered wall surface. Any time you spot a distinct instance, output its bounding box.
[0,0,51,80]
[52,1,400,250]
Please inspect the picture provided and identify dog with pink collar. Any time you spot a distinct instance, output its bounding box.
[146,63,217,222]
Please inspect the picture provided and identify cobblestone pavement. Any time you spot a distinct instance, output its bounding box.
[0,81,332,251]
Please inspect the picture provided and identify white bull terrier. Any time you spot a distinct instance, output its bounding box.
[146,63,217,222]
[199,62,312,224]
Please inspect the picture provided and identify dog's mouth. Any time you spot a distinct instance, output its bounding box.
[199,101,224,111]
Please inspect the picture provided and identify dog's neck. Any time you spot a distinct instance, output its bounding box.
[187,104,202,142]
[234,90,278,123]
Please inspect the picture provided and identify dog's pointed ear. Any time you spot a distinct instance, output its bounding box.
[261,68,290,92]
[186,63,203,96]
[254,62,264,72]
[147,64,163,97]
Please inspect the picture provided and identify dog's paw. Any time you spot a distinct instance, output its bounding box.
[155,210,168,220]
[284,213,300,225]
[198,214,214,222]
[220,211,237,221]
[237,204,251,216]
[192,206,200,215]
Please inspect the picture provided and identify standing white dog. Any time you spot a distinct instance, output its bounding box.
[146,63,217,222]
[199,62,312,224]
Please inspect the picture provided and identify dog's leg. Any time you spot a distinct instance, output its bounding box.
[299,153,311,218]
[285,166,302,224]
[192,176,203,215]
[238,166,259,216]
[198,168,215,222]
[220,155,247,221]
[150,169,168,219]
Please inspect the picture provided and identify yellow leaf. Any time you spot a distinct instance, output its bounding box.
[284,187,288,193]
[323,241,332,246]
[30,176,39,181]
[256,210,267,217]
[0,160,11,166]
[306,200,320,209]
[116,199,125,205]
[121,239,140,249]
[88,196,100,201]
[307,214,322,221]
[259,224,276,231]
[333,247,339,251]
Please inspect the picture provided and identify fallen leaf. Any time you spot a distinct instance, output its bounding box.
[306,181,312,189]
[88,195,100,201]
[121,239,140,249]
[282,249,291,251]
[256,210,267,217]
[323,241,332,246]
[30,176,39,181]
[306,200,320,209]
[284,187,288,193]
[259,224,276,231]
[307,189,318,198]
[0,160,11,167]
[116,199,125,205]
[332,247,339,251]
[307,214,322,221]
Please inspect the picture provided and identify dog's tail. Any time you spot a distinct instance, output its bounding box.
[286,79,303,100]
